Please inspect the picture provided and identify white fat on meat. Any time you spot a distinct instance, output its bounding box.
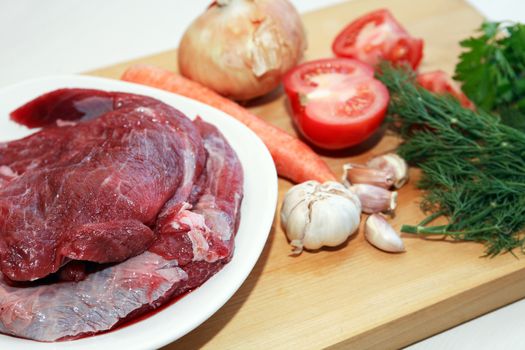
[169,202,224,263]
[0,166,17,188]
[0,166,17,178]
[195,194,233,242]
[55,119,78,127]
[181,149,197,193]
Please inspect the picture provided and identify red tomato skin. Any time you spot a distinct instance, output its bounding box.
[294,98,389,150]
[284,77,389,149]
[417,70,475,109]
[332,9,424,70]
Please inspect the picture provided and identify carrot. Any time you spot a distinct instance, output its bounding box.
[121,64,337,184]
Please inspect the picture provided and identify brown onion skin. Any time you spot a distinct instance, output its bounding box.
[178,0,306,101]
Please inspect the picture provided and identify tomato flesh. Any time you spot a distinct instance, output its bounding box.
[284,58,373,95]
[283,58,389,150]
[332,9,423,69]
[417,70,475,109]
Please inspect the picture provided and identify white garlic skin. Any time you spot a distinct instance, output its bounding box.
[280,181,361,253]
[365,214,405,253]
[367,153,409,189]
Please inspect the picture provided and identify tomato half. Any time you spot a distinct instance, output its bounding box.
[283,58,389,150]
[332,9,423,69]
[417,70,475,109]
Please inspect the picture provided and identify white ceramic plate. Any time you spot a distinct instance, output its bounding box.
[0,76,278,350]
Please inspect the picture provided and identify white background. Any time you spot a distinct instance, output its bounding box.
[1,1,525,349]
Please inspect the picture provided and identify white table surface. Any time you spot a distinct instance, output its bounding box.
[1,1,525,349]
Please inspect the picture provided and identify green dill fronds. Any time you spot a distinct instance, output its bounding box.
[378,64,525,256]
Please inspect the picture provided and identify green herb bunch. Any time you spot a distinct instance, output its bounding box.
[378,64,525,256]
[455,22,525,132]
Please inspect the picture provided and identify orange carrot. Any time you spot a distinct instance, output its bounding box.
[121,64,336,184]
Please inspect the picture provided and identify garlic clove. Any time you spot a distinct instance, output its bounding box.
[365,214,406,253]
[348,184,397,214]
[342,163,395,189]
[303,194,361,250]
[280,180,318,227]
[367,153,409,189]
[280,194,310,253]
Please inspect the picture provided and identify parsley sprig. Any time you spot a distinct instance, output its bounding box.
[454,22,525,132]
[378,64,525,256]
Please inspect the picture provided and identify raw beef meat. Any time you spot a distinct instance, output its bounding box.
[0,89,206,282]
[0,89,244,341]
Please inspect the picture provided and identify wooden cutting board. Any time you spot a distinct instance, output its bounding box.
[90,0,525,348]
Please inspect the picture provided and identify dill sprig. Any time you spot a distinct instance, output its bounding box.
[377,64,525,256]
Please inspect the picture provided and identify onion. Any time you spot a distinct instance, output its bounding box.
[178,0,307,101]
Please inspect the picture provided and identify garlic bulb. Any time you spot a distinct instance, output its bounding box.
[280,181,361,254]
[367,153,409,189]
[348,184,397,214]
[342,163,394,189]
[178,0,306,100]
[365,214,405,253]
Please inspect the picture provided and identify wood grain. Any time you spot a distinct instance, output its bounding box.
[89,0,525,348]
